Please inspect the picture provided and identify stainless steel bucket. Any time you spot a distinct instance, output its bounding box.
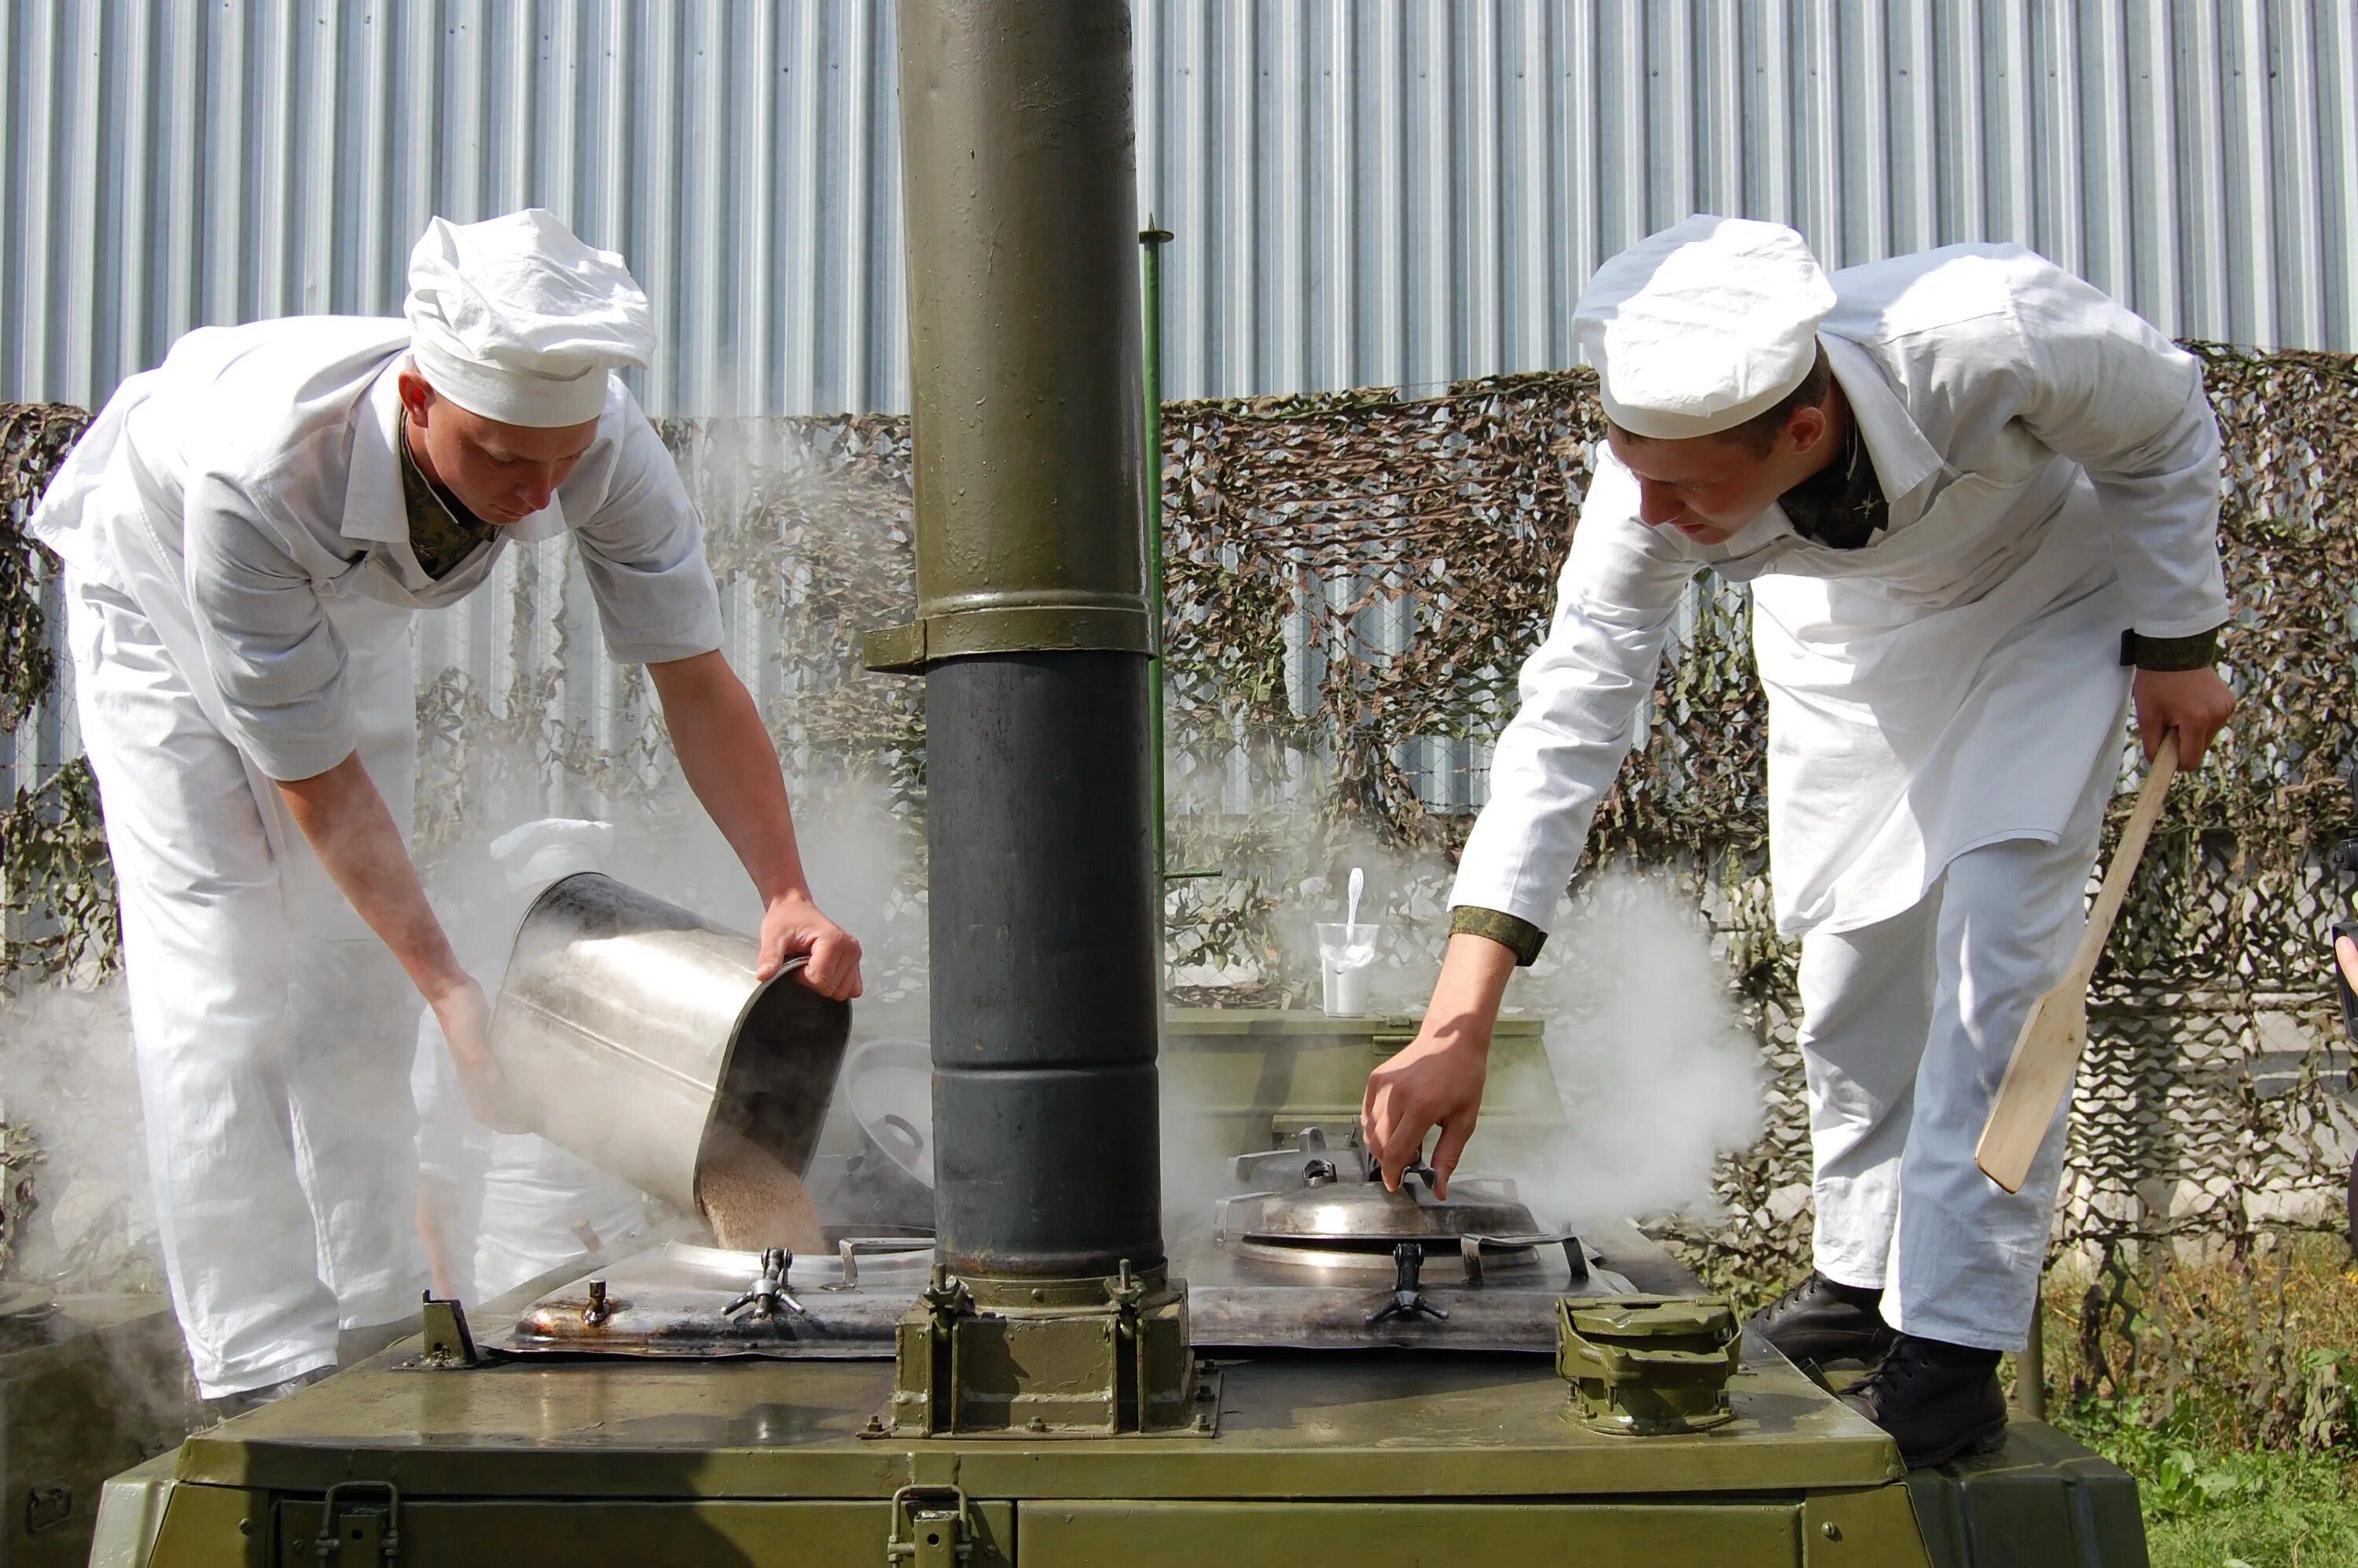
[489,872,851,1221]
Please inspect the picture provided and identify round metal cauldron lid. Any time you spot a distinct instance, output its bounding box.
[842,1037,933,1188]
[1248,1181,1540,1243]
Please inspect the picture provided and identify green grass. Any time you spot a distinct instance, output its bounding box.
[2032,1236,2358,1568]
[2054,1395,2358,1568]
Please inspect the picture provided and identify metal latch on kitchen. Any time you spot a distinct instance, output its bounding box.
[885,1483,973,1567]
[282,1481,402,1564]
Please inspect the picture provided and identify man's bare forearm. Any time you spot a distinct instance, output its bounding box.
[648,650,814,905]
[1427,932,1521,1050]
[277,751,466,1001]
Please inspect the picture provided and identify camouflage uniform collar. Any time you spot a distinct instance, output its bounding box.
[396,414,498,581]
[1778,414,1889,551]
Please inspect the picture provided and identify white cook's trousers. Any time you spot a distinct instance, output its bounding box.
[65,571,427,1398]
[1797,732,2117,1353]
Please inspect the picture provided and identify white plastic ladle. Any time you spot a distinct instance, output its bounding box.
[1346,865,1364,932]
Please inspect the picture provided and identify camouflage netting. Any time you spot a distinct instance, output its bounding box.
[1,403,97,1273]
[3,351,2352,1379]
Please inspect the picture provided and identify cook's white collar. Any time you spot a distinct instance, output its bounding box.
[1820,331,1943,518]
[340,359,410,545]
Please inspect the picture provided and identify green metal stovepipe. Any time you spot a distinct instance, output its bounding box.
[1141,218,1173,885]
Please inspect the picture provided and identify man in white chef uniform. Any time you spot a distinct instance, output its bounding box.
[1361,216,2236,1465]
[32,210,864,1416]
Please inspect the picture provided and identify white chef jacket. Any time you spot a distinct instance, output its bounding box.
[32,315,725,782]
[1452,244,2228,939]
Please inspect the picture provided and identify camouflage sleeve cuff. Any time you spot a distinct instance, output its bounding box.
[2118,626,2222,672]
[1449,905,1547,967]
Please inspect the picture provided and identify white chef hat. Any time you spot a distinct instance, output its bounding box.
[404,210,655,428]
[1574,215,1836,441]
[489,817,618,893]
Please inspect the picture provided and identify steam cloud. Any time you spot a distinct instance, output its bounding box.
[0,981,158,1293]
[1509,870,1765,1227]
[1157,836,1765,1239]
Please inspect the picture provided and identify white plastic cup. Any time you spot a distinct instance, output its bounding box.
[1316,922,1380,1016]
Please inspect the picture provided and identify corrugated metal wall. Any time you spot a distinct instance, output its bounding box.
[6,0,2356,832]
[3,0,2353,417]
[0,0,907,415]
[1144,0,2358,395]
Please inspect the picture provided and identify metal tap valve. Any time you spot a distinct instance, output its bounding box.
[1364,1241,1449,1327]
[725,1247,807,1320]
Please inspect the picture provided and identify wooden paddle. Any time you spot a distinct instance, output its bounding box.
[1976,731,2180,1194]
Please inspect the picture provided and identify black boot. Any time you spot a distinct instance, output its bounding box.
[1747,1270,1897,1368]
[1836,1333,2008,1467]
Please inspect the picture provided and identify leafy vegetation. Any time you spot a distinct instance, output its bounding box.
[2039,1236,2358,1567]
[2062,1395,2357,1568]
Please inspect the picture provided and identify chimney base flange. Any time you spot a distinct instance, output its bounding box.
[880,1263,1207,1438]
